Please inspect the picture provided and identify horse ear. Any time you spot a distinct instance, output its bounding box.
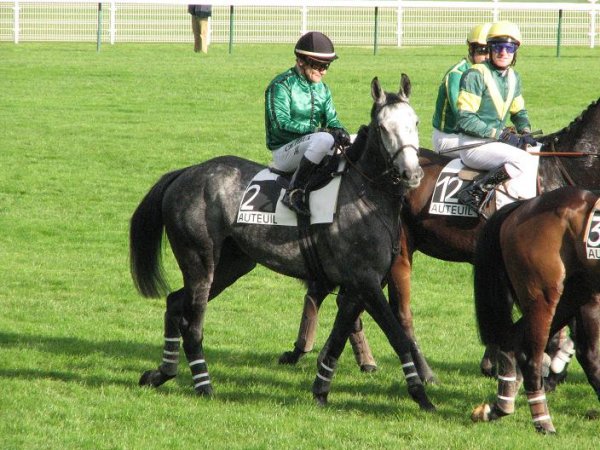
[399,73,411,102]
[371,77,386,106]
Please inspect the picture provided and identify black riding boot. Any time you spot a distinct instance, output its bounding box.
[457,166,511,212]
[282,156,319,216]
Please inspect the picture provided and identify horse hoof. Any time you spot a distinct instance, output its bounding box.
[408,385,436,412]
[422,374,439,385]
[195,384,214,397]
[360,364,377,373]
[480,364,496,378]
[534,422,556,434]
[278,349,304,365]
[471,403,491,422]
[313,393,328,407]
[139,369,175,388]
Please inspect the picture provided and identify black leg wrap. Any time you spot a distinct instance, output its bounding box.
[189,356,213,396]
[312,355,337,406]
[401,352,436,411]
[159,337,180,377]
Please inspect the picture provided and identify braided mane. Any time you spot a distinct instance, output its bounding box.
[541,97,600,143]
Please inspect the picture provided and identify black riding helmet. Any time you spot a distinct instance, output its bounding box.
[294,31,338,63]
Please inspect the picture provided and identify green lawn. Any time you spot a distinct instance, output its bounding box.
[1,42,600,449]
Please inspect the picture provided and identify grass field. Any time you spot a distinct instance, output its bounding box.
[1,42,600,449]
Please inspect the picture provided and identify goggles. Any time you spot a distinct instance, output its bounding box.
[472,46,488,55]
[305,58,330,72]
[490,42,518,54]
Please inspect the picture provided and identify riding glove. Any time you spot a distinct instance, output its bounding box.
[499,128,537,150]
[328,128,352,147]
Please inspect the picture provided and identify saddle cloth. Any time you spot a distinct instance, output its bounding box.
[236,161,345,227]
[584,197,600,259]
[429,159,480,218]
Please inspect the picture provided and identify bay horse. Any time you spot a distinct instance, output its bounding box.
[470,186,600,433]
[281,97,600,385]
[129,76,436,410]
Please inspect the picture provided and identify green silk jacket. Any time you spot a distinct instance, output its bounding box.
[265,67,344,150]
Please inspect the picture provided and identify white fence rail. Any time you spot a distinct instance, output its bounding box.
[1,0,598,47]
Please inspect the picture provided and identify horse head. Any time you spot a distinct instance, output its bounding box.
[370,75,423,189]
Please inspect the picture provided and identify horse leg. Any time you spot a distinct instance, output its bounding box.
[545,324,575,391]
[140,289,185,387]
[316,289,377,372]
[337,292,377,372]
[480,346,498,378]
[279,282,327,365]
[573,294,600,403]
[388,235,437,384]
[311,295,365,406]
[471,347,522,423]
[518,305,558,434]
[180,241,255,396]
[363,287,435,411]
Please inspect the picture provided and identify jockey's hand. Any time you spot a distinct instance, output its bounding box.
[498,127,521,148]
[519,133,538,148]
[329,128,352,147]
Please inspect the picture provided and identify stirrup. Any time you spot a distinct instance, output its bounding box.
[282,189,310,216]
[457,188,483,212]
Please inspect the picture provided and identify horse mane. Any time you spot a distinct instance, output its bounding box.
[540,97,600,145]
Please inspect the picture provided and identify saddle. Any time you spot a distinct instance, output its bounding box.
[269,153,346,192]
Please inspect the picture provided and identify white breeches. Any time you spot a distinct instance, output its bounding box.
[432,129,462,157]
[271,132,335,172]
[458,135,539,209]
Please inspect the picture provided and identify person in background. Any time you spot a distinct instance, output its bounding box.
[432,23,492,156]
[265,31,350,217]
[454,21,538,213]
[188,4,212,54]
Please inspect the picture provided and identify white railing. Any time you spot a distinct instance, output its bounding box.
[0,0,598,47]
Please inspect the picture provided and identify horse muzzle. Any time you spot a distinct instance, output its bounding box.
[402,166,424,189]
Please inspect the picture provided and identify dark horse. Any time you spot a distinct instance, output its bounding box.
[129,76,436,410]
[470,186,600,433]
[282,97,600,384]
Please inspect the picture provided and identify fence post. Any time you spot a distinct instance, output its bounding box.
[492,0,499,23]
[397,0,403,47]
[13,0,20,44]
[556,9,563,57]
[110,1,115,44]
[374,6,379,55]
[229,6,234,54]
[590,0,598,48]
[97,3,102,52]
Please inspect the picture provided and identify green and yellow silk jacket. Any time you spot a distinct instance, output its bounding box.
[432,58,470,133]
[457,60,531,139]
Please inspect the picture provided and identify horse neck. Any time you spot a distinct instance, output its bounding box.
[355,124,388,179]
[543,99,600,153]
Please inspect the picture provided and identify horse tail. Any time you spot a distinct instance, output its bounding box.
[129,168,188,298]
[473,202,522,347]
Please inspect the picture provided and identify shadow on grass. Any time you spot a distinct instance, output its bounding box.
[0,331,592,421]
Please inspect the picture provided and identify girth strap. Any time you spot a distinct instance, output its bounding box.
[297,214,335,292]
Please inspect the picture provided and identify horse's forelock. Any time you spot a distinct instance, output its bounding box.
[370,92,406,120]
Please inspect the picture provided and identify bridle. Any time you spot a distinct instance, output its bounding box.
[344,101,419,188]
